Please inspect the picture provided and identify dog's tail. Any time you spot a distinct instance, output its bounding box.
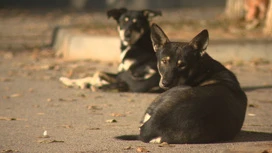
[115,135,139,141]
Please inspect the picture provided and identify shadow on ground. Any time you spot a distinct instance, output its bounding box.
[242,85,272,92]
[234,131,272,142]
[115,130,272,143]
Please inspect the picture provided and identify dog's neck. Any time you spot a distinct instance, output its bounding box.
[186,54,239,87]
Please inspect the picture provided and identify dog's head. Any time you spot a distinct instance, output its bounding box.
[107,8,161,46]
[150,24,209,90]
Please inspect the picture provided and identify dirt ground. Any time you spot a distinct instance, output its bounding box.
[0,50,272,153]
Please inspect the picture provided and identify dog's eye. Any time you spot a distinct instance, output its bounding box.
[132,18,137,23]
[161,57,170,64]
[161,59,167,64]
[177,60,186,69]
[124,17,129,22]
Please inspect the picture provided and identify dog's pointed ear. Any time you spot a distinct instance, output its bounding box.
[151,24,169,52]
[107,8,128,21]
[142,10,162,20]
[189,29,209,56]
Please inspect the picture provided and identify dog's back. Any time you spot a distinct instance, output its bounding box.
[139,24,247,143]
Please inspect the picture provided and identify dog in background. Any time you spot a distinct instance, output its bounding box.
[60,8,162,92]
[137,24,247,144]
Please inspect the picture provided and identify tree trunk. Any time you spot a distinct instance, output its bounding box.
[263,1,272,35]
[225,0,245,19]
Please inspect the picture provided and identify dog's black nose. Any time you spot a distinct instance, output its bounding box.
[125,30,131,38]
[162,80,171,87]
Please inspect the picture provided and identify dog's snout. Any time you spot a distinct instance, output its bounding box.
[125,30,131,38]
[162,80,171,87]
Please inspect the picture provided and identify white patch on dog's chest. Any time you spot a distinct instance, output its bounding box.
[117,26,128,46]
[120,46,131,62]
[118,59,136,72]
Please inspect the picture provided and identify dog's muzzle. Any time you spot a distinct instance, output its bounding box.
[159,79,171,90]
[124,30,132,40]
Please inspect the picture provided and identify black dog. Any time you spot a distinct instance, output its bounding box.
[138,24,248,144]
[59,8,162,92]
[97,8,162,92]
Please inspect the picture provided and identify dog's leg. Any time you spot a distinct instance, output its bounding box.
[59,77,94,89]
[149,137,162,144]
[86,71,118,92]
[94,71,118,83]
[89,71,130,92]
[59,71,117,90]
[97,81,129,92]
[139,118,160,143]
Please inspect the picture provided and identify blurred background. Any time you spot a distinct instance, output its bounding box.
[0,0,271,50]
[0,0,226,9]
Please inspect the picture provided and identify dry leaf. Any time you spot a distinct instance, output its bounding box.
[106,119,117,123]
[59,125,73,129]
[32,104,40,108]
[37,139,64,143]
[250,58,269,66]
[9,93,22,98]
[1,149,17,153]
[248,113,256,116]
[28,88,34,92]
[0,77,12,82]
[0,117,16,121]
[86,127,100,130]
[77,93,86,97]
[0,117,27,121]
[111,113,126,117]
[224,64,232,70]
[2,96,10,99]
[58,98,77,102]
[40,64,56,70]
[136,147,149,152]
[87,105,102,110]
[124,146,132,150]
[248,104,258,108]
[43,130,50,138]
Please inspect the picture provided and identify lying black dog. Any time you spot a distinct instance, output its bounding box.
[138,24,248,144]
[99,8,162,92]
[60,8,162,92]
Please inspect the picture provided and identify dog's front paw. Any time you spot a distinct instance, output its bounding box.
[59,77,91,89]
[149,137,162,144]
[59,77,76,87]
